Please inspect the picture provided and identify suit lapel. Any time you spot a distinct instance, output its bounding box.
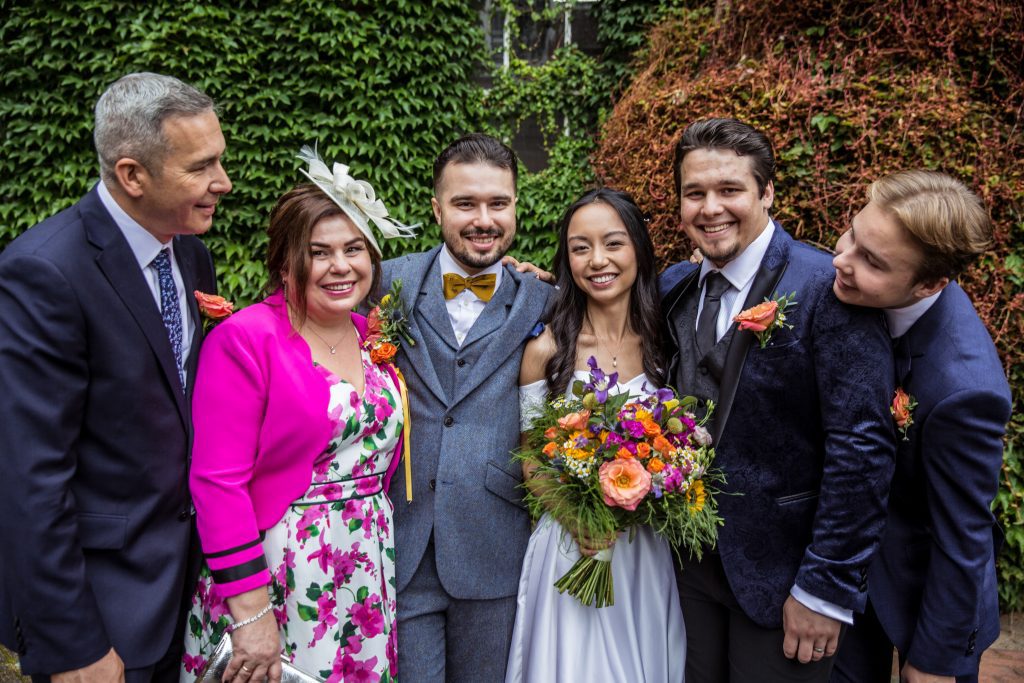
[175,239,205,393]
[397,249,451,405]
[662,268,700,390]
[712,226,790,445]
[83,192,188,424]
[897,287,947,387]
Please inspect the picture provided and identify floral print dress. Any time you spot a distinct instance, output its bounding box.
[182,349,403,683]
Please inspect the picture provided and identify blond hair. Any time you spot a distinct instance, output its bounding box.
[868,170,992,282]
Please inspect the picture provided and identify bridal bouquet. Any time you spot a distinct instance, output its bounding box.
[517,358,723,608]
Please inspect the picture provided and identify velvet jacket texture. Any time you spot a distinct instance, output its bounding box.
[188,290,404,598]
[382,246,553,600]
[660,223,897,629]
[868,282,1011,675]
[0,186,215,674]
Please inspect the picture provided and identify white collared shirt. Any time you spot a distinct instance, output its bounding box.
[696,219,775,342]
[885,291,942,338]
[97,181,194,368]
[439,245,504,346]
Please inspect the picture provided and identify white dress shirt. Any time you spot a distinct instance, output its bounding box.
[694,218,853,624]
[885,291,941,338]
[439,245,503,346]
[696,219,774,341]
[97,181,194,368]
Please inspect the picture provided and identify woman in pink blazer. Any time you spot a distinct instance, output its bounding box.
[181,150,415,683]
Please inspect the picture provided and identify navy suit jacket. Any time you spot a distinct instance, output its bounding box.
[869,283,1011,675]
[382,247,552,600]
[0,187,215,674]
[661,224,897,628]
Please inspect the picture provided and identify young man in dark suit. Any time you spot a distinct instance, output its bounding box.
[0,72,231,682]
[660,118,897,682]
[831,170,1012,683]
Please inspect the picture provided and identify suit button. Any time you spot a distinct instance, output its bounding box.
[444,416,454,427]
[698,364,708,375]
[178,510,189,521]
[429,479,436,490]
[457,359,466,367]
[966,644,975,655]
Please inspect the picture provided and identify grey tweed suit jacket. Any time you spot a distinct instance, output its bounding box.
[382,246,552,600]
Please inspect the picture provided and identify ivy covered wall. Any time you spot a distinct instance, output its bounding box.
[1,0,668,305]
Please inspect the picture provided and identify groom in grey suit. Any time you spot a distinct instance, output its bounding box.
[383,134,552,681]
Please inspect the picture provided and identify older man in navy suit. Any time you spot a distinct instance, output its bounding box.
[383,134,551,682]
[0,73,230,682]
[660,118,896,682]
[831,171,1011,683]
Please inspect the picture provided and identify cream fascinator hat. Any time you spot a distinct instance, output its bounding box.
[297,144,417,256]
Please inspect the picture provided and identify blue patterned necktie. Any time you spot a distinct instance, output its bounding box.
[152,249,185,391]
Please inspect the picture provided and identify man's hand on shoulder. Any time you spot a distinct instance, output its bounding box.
[782,595,841,664]
[502,255,555,284]
[51,648,124,683]
[901,662,954,683]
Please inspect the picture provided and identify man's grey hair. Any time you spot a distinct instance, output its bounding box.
[94,72,215,184]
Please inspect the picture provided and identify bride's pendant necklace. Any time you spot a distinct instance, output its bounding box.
[305,323,351,355]
[586,313,626,368]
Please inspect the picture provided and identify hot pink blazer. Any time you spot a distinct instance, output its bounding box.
[189,289,403,597]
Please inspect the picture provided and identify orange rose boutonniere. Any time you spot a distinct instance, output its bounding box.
[891,387,918,440]
[734,291,797,349]
[194,290,233,330]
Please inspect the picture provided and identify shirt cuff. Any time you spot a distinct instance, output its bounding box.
[790,585,854,625]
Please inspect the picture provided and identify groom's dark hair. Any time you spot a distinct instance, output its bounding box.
[673,118,776,199]
[433,133,519,194]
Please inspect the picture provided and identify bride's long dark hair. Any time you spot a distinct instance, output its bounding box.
[544,188,669,396]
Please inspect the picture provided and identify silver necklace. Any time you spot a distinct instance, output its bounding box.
[304,323,351,355]
[585,314,626,368]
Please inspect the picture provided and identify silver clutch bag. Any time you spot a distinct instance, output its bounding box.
[196,635,322,683]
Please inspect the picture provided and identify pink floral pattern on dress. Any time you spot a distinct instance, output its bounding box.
[182,348,402,682]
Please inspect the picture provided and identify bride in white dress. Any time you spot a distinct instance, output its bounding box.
[505,188,685,682]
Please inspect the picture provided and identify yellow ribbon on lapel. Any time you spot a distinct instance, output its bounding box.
[396,368,413,503]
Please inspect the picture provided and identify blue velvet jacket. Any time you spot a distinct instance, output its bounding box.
[661,223,897,628]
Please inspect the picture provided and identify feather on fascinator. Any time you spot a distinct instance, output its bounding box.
[297,144,418,256]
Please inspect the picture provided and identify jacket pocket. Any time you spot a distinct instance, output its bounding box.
[753,338,804,360]
[77,512,128,550]
[775,490,819,506]
[484,462,526,509]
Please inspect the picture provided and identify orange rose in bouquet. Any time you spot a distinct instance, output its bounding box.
[599,459,651,511]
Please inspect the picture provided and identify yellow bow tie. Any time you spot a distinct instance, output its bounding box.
[443,272,497,302]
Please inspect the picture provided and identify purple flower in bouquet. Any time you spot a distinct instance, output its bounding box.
[622,419,646,439]
[604,432,626,449]
[585,356,618,403]
[663,465,685,493]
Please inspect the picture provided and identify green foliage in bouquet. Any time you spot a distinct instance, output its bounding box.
[516,358,724,607]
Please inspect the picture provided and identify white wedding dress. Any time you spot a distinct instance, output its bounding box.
[505,372,686,683]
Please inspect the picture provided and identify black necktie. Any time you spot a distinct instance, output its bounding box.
[893,334,912,384]
[697,272,730,355]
